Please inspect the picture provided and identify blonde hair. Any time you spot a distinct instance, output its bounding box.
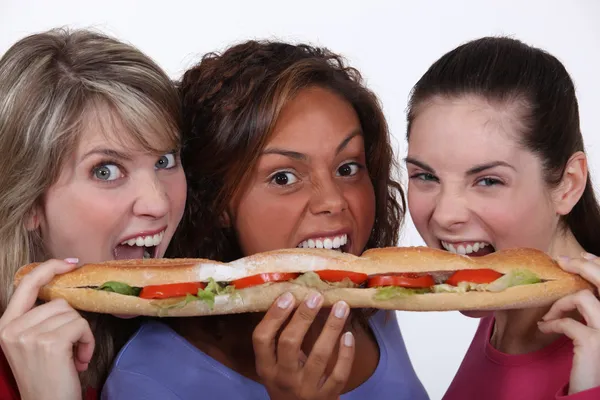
[0,27,181,390]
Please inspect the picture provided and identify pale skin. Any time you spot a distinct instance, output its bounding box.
[0,114,187,400]
[173,86,380,400]
[406,95,600,394]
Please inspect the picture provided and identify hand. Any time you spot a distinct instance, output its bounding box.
[252,291,355,400]
[538,253,600,394]
[0,258,94,400]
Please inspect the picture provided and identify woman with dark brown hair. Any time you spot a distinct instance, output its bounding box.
[405,36,600,399]
[101,41,429,400]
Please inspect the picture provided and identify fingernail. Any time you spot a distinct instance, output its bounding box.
[333,301,349,319]
[582,252,597,260]
[558,256,570,263]
[64,258,79,265]
[306,292,323,309]
[277,292,294,309]
[343,331,354,347]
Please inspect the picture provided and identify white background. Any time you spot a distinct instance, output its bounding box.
[2,1,599,398]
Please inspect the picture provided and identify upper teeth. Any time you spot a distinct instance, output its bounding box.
[441,240,490,255]
[297,234,347,250]
[121,231,165,247]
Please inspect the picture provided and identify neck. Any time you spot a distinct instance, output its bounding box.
[491,228,584,353]
[547,226,586,258]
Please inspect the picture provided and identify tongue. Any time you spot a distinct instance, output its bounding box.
[114,245,145,260]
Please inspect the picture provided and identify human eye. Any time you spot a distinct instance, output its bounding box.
[475,177,503,187]
[92,163,124,182]
[409,172,439,183]
[269,171,299,186]
[336,162,363,177]
[155,153,177,170]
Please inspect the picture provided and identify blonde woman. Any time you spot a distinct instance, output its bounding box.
[0,28,187,400]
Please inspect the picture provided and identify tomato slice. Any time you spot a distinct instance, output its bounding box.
[446,269,503,286]
[367,273,435,288]
[316,270,368,285]
[231,272,300,289]
[139,282,207,299]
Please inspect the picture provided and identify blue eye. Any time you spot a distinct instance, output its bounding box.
[337,163,360,177]
[156,153,176,169]
[271,171,298,186]
[477,177,502,186]
[93,164,122,181]
[412,173,438,182]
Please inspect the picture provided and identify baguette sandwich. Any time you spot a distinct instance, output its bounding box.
[14,246,591,317]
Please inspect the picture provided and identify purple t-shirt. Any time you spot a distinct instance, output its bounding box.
[102,311,428,399]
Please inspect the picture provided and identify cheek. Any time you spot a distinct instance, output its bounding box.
[41,187,118,258]
[346,180,376,240]
[164,170,187,222]
[478,190,556,236]
[407,184,434,230]
[234,189,306,255]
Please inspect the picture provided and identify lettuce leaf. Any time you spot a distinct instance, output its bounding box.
[374,286,430,300]
[98,281,141,296]
[485,269,541,292]
[291,271,357,290]
[152,278,237,315]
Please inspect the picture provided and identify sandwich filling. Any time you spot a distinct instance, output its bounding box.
[92,267,542,312]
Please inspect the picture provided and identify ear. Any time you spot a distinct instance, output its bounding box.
[24,205,41,231]
[554,151,587,216]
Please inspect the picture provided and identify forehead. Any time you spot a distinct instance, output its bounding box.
[76,106,176,156]
[408,96,526,169]
[267,86,361,149]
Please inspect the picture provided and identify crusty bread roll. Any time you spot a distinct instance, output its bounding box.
[14,247,591,316]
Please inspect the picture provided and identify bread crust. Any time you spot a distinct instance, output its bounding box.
[16,246,593,316]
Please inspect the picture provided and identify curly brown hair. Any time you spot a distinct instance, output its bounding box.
[168,40,405,261]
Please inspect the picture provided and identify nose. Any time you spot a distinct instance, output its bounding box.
[431,187,470,230]
[132,172,170,219]
[309,176,348,216]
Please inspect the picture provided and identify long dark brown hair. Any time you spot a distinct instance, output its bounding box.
[169,40,404,261]
[407,36,600,255]
[166,41,405,343]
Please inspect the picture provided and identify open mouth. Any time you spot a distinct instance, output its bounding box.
[114,230,165,260]
[297,233,350,253]
[440,240,495,257]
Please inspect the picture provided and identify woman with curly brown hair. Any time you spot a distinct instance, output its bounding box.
[101,41,429,400]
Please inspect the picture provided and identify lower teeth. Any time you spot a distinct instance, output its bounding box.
[143,250,151,259]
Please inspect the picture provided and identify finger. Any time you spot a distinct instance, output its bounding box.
[557,256,600,288]
[303,301,350,386]
[71,319,95,370]
[2,259,79,325]
[538,317,590,342]
[16,307,82,340]
[252,292,295,376]
[30,316,94,371]
[276,291,323,374]
[1,299,79,344]
[322,331,355,394]
[542,290,600,329]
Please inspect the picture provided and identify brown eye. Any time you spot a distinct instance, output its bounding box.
[271,171,298,186]
[336,163,360,177]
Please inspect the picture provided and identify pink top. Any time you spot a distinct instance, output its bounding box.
[443,316,600,400]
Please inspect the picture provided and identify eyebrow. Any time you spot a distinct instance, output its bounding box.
[404,157,516,175]
[404,157,435,172]
[81,148,132,162]
[262,129,361,160]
